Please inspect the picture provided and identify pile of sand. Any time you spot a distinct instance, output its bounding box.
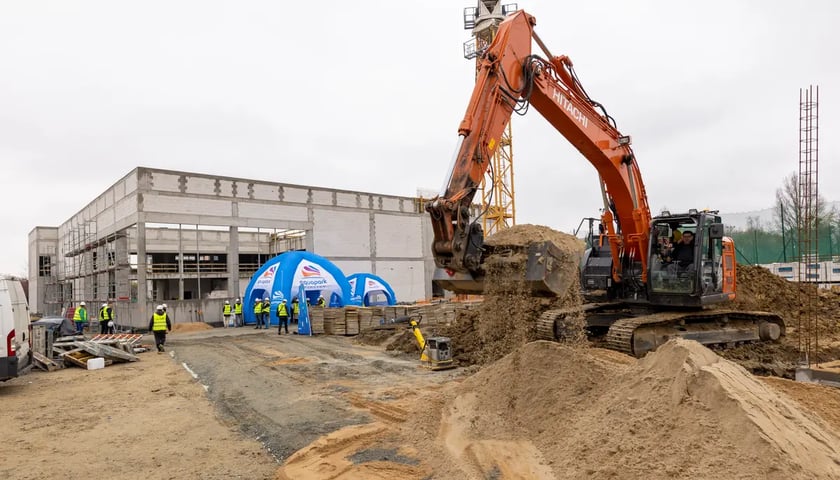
[381,225,585,365]
[170,322,213,333]
[448,339,840,479]
[719,264,840,374]
[432,224,585,366]
[733,264,840,339]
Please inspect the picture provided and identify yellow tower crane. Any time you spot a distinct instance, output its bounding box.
[463,1,519,235]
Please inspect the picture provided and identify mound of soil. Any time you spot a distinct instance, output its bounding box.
[451,339,840,479]
[170,322,213,333]
[718,264,840,373]
[732,264,840,339]
[438,224,586,366]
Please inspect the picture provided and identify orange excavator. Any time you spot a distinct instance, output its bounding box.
[426,10,784,357]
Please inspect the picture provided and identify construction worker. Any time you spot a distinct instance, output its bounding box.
[277,299,290,335]
[253,298,263,329]
[158,303,173,326]
[233,298,243,327]
[317,295,326,308]
[98,302,114,334]
[222,300,232,328]
[262,297,271,329]
[148,304,171,353]
[291,297,300,324]
[73,301,88,334]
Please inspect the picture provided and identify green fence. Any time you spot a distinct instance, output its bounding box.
[730,227,838,265]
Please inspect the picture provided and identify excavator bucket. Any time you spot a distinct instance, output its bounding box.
[522,240,580,296]
[433,240,579,297]
[432,268,486,294]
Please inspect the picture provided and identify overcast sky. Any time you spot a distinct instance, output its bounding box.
[1,0,838,276]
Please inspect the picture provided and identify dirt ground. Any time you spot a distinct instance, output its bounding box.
[1,326,465,479]
[0,330,279,480]
[4,225,840,479]
[4,327,840,480]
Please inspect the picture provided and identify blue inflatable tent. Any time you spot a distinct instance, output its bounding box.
[243,251,353,326]
[347,273,397,306]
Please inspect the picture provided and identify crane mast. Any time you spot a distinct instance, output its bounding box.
[463,1,518,236]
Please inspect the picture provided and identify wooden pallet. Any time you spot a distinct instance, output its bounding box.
[32,351,61,372]
[344,309,359,335]
[309,309,325,334]
[63,351,113,369]
[53,339,139,368]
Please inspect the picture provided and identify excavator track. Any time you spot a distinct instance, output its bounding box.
[604,312,689,355]
[539,305,785,358]
[536,303,611,342]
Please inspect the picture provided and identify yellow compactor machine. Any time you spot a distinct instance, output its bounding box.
[388,315,455,371]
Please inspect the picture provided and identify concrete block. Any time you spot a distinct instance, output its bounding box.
[87,357,105,370]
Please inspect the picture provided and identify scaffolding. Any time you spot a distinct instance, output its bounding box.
[797,84,820,366]
[43,217,130,312]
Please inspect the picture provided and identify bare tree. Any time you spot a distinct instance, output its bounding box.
[746,215,762,231]
[773,172,832,233]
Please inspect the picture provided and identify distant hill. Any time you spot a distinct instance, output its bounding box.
[721,201,839,231]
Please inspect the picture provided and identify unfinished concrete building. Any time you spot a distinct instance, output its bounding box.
[28,167,438,328]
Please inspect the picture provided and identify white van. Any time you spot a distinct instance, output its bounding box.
[0,277,30,381]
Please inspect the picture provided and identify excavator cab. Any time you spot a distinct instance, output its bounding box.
[647,211,731,307]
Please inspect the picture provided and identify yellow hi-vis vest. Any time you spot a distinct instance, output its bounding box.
[99,307,112,321]
[223,304,232,316]
[234,302,242,314]
[277,303,288,316]
[292,302,299,314]
[152,312,168,331]
[254,302,262,314]
[73,307,87,322]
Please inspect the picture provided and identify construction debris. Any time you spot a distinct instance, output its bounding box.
[51,335,140,369]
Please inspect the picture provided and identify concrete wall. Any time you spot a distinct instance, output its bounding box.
[119,299,226,330]
[28,166,436,322]
[761,261,840,285]
[27,227,59,315]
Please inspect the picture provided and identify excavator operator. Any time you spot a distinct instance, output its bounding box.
[670,230,695,270]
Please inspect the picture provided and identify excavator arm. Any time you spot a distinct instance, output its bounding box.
[427,10,652,288]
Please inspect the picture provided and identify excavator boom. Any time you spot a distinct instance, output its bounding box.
[427,10,651,293]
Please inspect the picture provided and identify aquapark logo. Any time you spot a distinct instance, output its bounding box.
[365,278,386,293]
[294,261,333,288]
[261,265,277,278]
[254,265,278,289]
[301,265,321,277]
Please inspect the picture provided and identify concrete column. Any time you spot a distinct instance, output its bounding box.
[136,221,147,307]
[369,212,377,274]
[229,225,240,297]
[178,224,184,300]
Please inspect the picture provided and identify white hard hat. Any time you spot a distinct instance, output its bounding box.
[162,303,168,309]
[224,300,229,304]
[156,304,163,311]
[235,298,240,302]
[80,301,86,306]
[264,297,269,301]
[281,299,286,303]
[102,303,108,308]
